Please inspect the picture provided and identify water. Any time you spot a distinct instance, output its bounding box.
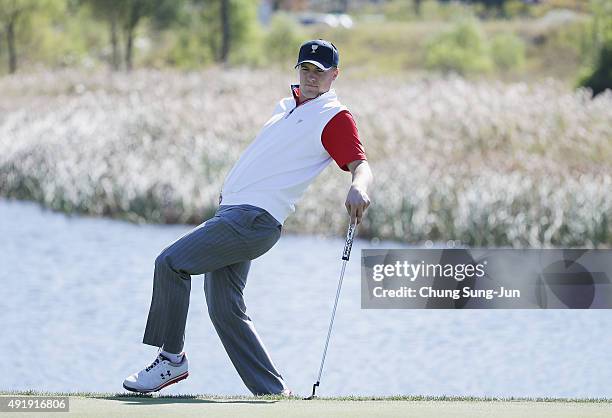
[1,198,611,398]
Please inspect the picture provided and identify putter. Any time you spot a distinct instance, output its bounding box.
[304,220,357,400]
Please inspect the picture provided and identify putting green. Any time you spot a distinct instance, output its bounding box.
[1,394,612,418]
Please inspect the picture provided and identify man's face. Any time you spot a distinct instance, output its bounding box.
[298,62,339,99]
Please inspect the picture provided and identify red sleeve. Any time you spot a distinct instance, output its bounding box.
[321,110,367,172]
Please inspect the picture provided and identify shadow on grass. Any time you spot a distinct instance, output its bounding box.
[95,394,278,405]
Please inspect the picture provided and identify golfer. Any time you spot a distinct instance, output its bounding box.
[123,39,372,396]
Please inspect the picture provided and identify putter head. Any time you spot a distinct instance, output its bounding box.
[303,381,319,400]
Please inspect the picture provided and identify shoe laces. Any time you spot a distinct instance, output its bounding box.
[145,348,165,372]
[145,355,163,372]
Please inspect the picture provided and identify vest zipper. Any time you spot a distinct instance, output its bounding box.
[285,93,326,119]
[284,107,296,119]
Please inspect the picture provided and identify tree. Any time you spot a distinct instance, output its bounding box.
[82,0,127,71]
[220,0,230,63]
[578,0,612,96]
[468,0,507,16]
[193,0,257,64]
[414,0,422,17]
[125,0,181,71]
[0,0,39,73]
[580,43,612,96]
[82,0,180,71]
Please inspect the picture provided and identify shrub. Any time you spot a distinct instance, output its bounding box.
[380,0,416,22]
[502,0,535,18]
[575,0,612,96]
[490,32,526,71]
[420,0,475,21]
[263,13,304,67]
[579,41,612,96]
[425,19,493,75]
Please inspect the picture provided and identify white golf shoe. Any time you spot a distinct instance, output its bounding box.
[123,352,189,393]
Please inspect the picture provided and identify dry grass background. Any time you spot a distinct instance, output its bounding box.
[0,68,610,246]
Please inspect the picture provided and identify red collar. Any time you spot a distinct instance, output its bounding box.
[291,85,316,107]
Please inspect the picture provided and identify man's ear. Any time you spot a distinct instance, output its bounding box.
[332,67,339,81]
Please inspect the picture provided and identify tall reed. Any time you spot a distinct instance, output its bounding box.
[1,69,610,246]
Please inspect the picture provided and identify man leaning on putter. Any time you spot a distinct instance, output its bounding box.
[123,39,373,396]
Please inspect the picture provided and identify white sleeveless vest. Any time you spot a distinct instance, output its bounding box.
[221,88,347,224]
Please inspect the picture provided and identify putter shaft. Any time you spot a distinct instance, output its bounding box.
[305,221,356,400]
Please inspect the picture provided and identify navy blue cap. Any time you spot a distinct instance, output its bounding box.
[295,39,339,70]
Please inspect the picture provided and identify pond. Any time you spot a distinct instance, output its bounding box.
[1,199,610,398]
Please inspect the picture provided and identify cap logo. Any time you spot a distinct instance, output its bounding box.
[311,45,318,53]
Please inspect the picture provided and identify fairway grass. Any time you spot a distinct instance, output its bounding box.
[2,392,612,418]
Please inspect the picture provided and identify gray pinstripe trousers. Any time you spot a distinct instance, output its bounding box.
[142,204,287,395]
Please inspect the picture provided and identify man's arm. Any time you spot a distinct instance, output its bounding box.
[345,160,373,225]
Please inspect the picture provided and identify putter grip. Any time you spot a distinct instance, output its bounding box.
[341,222,356,261]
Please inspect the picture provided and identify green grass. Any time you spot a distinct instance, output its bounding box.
[3,391,612,418]
[2,390,612,403]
